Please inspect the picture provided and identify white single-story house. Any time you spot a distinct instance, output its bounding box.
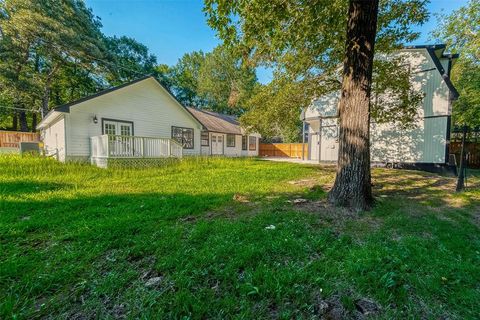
[187,107,260,157]
[37,76,260,166]
[302,44,459,172]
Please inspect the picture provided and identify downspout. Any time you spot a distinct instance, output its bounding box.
[318,117,322,164]
[302,121,306,160]
[300,108,306,160]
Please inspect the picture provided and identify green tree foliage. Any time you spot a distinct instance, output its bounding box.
[432,0,480,127]
[0,0,106,130]
[198,46,257,115]
[0,0,160,131]
[241,75,314,141]
[104,36,158,85]
[161,51,207,108]
[371,56,425,128]
[204,0,429,138]
[161,46,258,115]
[0,1,259,131]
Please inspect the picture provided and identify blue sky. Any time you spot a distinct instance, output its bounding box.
[86,0,468,84]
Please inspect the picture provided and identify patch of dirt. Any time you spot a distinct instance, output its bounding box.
[354,298,381,316]
[111,303,127,319]
[288,178,333,193]
[287,198,308,204]
[233,193,250,203]
[179,202,263,223]
[144,276,163,287]
[288,178,317,187]
[295,198,366,222]
[313,293,381,320]
[68,311,90,320]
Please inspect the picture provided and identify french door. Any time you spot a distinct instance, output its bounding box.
[211,134,224,155]
[103,120,134,156]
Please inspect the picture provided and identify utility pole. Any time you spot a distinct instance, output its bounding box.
[456,125,468,192]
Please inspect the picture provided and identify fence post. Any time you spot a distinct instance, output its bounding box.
[106,135,110,157]
[456,125,468,192]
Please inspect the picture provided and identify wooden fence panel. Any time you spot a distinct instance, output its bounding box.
[0,131,40,148]
[259,143,308,158]
[450,141,480,168]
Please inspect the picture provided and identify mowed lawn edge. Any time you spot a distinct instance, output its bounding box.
[1,155,479,319]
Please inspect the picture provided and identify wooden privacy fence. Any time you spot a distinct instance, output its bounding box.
[0,130,40,148]
[450,142,480,168]
[259,143,308,158]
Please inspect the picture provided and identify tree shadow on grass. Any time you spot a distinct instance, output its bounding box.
[370,169,479,208]
[0,181,73,196]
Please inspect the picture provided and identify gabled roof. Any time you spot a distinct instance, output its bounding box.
[37,76,204,129]
[186,107,242,135]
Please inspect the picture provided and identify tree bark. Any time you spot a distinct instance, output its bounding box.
[328,0,379,211]
[32,113,38,132]
[41,63,61,117]
[12,111,18,131]
[41,79,52,117]
[19,110,28,132]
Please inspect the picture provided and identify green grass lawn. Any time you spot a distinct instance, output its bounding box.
[1,155,479,319]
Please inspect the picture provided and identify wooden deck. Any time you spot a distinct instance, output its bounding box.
[90,134,183,167]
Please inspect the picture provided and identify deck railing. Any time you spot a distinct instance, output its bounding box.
[90,134,183,159]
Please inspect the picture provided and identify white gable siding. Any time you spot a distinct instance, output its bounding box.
[305,92,339,119]
[40,115,66,161]
[65,78,202,158]
[401,49,451,117]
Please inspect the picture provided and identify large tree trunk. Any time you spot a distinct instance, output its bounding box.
[41,64,60,117]
[328,0,379,211]
[19,110,29,132]
[41,81,51,117]
[32,113,38,132]
[12,111,18,131]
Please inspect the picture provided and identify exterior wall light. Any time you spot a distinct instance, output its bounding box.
[93,115,98,124]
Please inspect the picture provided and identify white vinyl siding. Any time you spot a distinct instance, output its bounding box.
[40,115,66,161]
[65,78,202,158]
[371,117,447,163]
[200,132,260,157]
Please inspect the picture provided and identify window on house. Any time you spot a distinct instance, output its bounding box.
[249,136,256,151]
[104,123,116,136]
[201,131,209,146]
[242,136,248,150]
[226,134,235,147]
[171,126,194,149]
[120,124,131,136]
